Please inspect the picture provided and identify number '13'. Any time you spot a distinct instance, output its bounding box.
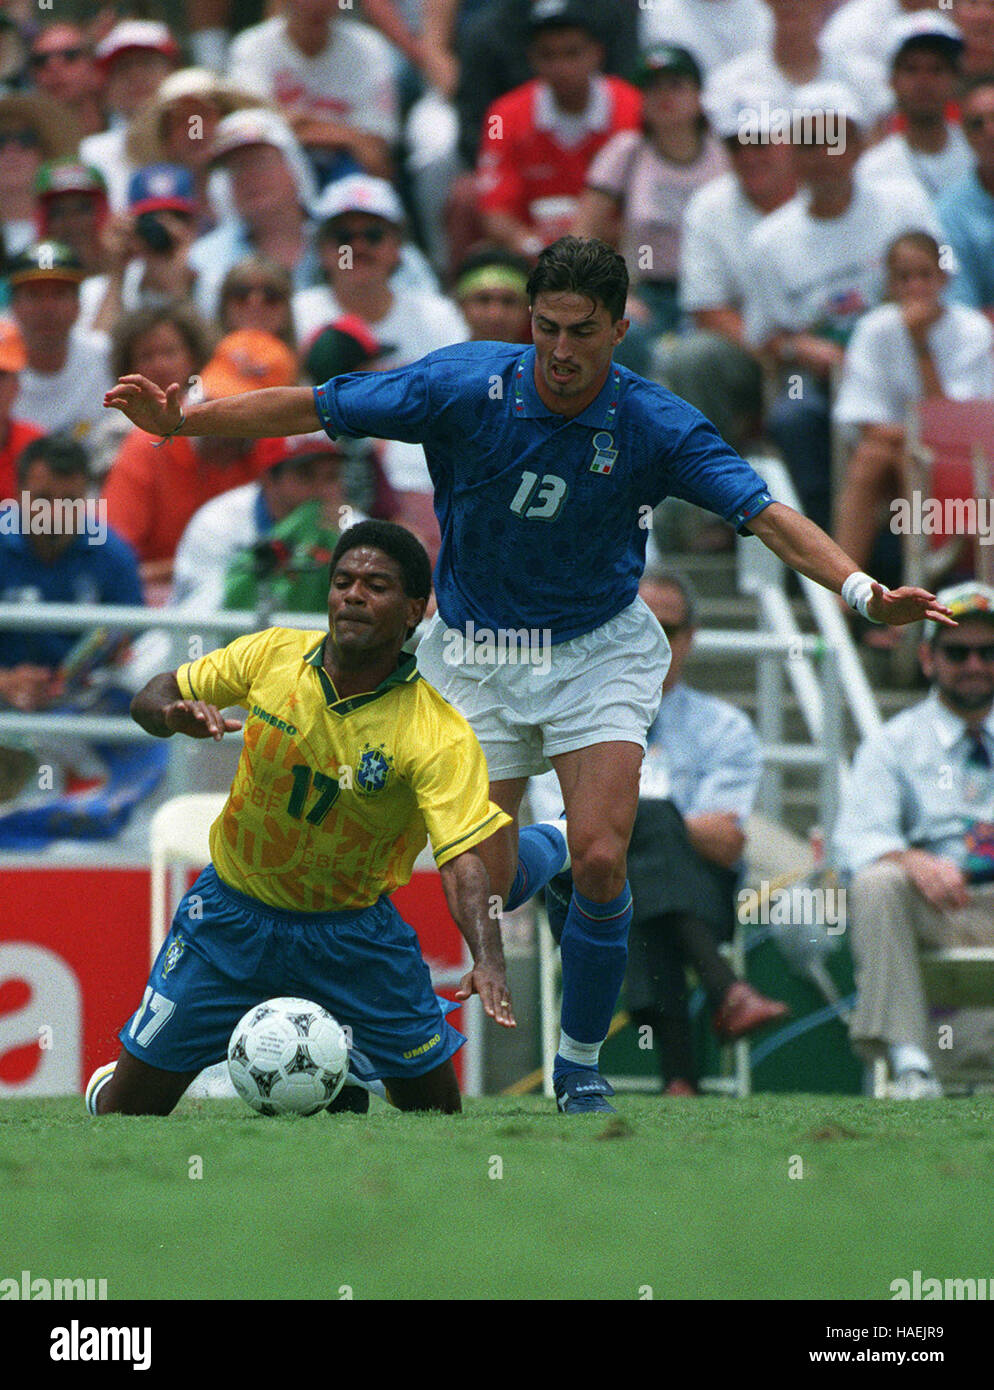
[509,471,569,521]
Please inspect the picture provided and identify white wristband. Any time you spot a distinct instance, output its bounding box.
[842,570,884,623]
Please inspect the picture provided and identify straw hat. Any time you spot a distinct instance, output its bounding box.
[126,67,269,167]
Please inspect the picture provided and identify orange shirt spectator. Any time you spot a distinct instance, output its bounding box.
[102,329,297,599]
[0,319,44,504]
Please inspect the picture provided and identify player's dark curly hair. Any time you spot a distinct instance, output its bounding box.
[526,236,629,322]
[329,520,433,603]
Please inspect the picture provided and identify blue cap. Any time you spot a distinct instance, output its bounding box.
[127,163,196,216]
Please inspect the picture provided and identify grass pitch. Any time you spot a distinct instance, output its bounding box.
[3,1093,993,1301]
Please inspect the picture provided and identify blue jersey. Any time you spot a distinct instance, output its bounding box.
[314,341,772,642]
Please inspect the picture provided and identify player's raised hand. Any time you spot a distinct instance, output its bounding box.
[104,375,184,438]
[866,582,957,628]
[456,962,516,1029]
[162,699,242,741]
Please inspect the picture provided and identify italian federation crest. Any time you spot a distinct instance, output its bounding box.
[356,744,393,794]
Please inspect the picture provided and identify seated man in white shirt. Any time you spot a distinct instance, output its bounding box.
[835,583,994,1098]
[8,241,113,448]
[855,13,972,207]
[832,230,994,580]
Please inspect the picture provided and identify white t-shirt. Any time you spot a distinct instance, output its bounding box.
[78,127,134,212]
[833,301,994,426]
[14,327,114,443]
[678,171,766,312]
[638,0,773,77]
[820,0,904,86]
[856,128,974,207]
[171,480,265,612]
[743,178,942,346]
[707,46,891,126]
[227,15,399,144]
[293,284,468,493]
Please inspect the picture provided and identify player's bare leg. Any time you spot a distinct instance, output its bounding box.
[551,740,643,901]
[383,1058,462,1113]
[91,1048,201,1116]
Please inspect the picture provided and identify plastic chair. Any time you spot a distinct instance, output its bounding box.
[149,792,227,965]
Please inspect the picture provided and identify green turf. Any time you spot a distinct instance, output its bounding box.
[3,1094,994,1300]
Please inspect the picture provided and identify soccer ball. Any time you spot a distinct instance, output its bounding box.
[227,997,350,1116]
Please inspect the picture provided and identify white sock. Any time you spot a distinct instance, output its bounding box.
[890,1043,933,1077]
[558,1029,601,1069]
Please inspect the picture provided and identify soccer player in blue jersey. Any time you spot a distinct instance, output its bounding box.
[106,236,955,1114]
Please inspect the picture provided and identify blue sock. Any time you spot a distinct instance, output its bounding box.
[503,822,569,912]
[555,884,632,1080]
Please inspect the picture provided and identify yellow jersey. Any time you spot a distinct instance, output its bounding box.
[176,627,510,912]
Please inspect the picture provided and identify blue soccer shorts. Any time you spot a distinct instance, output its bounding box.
[121,865,464,1081]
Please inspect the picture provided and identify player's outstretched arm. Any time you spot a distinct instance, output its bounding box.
[745,502,957,629]
[440,849,516,1028]
[104,375,321,441]
[130,672,243,741]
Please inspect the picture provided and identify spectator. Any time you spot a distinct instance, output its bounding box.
[743,82,940,532]
[101,329,294,601]
[833,232,994,581]
[624,571,788,1095]
[34,161,110,280]
[27,22,103,140]
[187,109,320,321]
[293,174,468,555]
[89,301,216,480]
[708,0,888,129]
[0,319,44,504]
[835,582,994,1098]
[81,21,182,211]
[0,92,80,261]
[638,0,773,78]
[856,14,971,207]
[454,0,640,168]
[0,435,142,715]
[171,433,351,613]
[953,0,994,82]
[124,68,264,234]
[659,86,796,457]
[219,258,296,351]
[937,75,994,315]
[8,241,113,445]
[474,0,641,259]
[821,0,946,89]
[453,247,532,342]
[575,44,728,360]
[88,164,200,336]
[226,0,398,184]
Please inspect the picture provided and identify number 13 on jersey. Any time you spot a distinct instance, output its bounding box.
[509,471,569,522]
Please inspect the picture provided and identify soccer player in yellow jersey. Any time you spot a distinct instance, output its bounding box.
[87,522,514,1117]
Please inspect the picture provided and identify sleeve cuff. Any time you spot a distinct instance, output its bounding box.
[728,488,774,535]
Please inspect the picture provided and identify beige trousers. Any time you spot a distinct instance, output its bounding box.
[847,859,994,1059]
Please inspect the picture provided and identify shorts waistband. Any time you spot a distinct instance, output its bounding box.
[208,866,385,926]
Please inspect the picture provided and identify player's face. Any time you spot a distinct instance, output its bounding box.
[922,619,994,714]
[327,547,425,660]
[531,291,627,414]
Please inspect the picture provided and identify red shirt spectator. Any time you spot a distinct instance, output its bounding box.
[0,319,43,504]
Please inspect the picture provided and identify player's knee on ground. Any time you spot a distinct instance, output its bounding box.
[384,1060,461,1114]
[97,1052,198,1116]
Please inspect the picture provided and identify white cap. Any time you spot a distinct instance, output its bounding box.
[209,108,317,207]
[704,83,784,140]
[792,80,866,132]
[310,173,405,226]
[95,20,179,66]
[887,11,963,68]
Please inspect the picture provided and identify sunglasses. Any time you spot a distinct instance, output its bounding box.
[936,642,994,664]
[30,46,89,68]
[0,129,39,149]
[226,283,286,304]
[327,224,391,247]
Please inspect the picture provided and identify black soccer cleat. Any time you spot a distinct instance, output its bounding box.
[326,1083,370,1115]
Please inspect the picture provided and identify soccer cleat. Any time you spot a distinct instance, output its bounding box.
[888,1070,943,1100]
[545,867,573,946]
[84,1061,116,1116]
[554,1068,616,1114]
[325,1081,370,1115]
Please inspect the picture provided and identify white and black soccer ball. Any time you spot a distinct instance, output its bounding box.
[227,997,350,1116]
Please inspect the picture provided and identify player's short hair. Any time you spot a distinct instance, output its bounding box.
[527,236,629,322]
[16,433,90,487]
[330,520,432,603]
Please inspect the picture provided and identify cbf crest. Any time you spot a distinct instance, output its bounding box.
[355,743,393,794]
[163,935,185,976]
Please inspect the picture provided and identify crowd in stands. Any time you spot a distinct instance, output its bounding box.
[3,0,994,1094]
